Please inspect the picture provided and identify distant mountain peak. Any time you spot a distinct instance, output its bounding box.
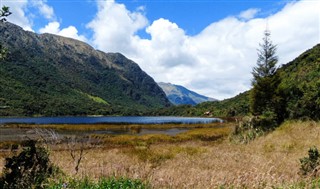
[158,82,217,106]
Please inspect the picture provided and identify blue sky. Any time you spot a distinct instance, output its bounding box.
[3,0,320,99]
[26,0,285,38]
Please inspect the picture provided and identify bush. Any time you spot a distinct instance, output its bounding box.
[299,146,320,177]
[0,140,56,189]
[230,116,265,144]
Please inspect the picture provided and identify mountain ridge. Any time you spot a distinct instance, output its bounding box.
[158,82,217,105]
[0,22,171,116]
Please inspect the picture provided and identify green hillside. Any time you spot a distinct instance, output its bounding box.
[0,22,171,116]
[278,44,320,120]
[153,44,320,120]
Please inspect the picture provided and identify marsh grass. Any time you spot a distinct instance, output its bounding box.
[90,126,232,147]
[1,121,320,188]
[5,122,226,131]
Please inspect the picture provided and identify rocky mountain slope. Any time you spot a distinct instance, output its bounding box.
[0,22,171,116]
[158,82,217,105]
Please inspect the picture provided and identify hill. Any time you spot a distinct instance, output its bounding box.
[0,22,171,116]
[153,44,320,120]
[157,82,217,106]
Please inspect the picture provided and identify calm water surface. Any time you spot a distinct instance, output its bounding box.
[0,116,223,142]
[0,116,222,124]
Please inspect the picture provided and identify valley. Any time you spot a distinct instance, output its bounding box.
[0,16,319,188]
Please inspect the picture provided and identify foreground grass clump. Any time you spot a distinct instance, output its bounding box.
[47,177,148,189]
[299,146,320,177]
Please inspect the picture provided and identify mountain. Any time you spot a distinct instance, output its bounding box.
[154,44,320,120]
[157,82,217,106]
[0,22,171,116]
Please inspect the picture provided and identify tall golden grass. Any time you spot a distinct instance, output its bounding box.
[1,121,320,188]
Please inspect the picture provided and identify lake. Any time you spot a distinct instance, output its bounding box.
[0,116,222,125]
[0,116,224,142]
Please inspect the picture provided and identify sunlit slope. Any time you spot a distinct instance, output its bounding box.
[0,22,171,116]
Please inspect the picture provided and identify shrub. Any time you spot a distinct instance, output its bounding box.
[299,146,320,177]
[0,140,56,189]
[230,116,265,144]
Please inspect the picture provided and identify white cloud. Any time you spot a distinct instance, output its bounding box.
[3,0,54,30]
[88,0,319,100]
[87,0,148,54]
[30,0,54,20]
[3,0,33,31]
[3,0,86,42]
[239,8,260,20]
[39,22,88,42]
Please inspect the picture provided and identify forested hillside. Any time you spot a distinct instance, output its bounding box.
[277,44,320,120]
[0,22,171,116]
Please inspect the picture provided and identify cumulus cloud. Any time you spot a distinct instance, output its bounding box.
[87,0,148,54]
[239,8,260,20]
[88,0,319,100]
[4,0,86,42]
[30,0,54,20]
[3,0,54,30]
[39,21,88,42]
[3,0,33,31]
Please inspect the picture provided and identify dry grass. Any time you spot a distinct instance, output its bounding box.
[90,126,232,147]
[4,122,226,131]
[1,121,320,188]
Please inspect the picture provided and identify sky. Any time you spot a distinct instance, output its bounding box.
[2,0,320,100]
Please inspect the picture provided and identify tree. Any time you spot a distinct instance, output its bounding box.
[250,29,279,118]
[0,6,11,22]
[0,6,11,61]
[252,29,278,84]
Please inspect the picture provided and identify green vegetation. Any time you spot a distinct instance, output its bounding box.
[47,177,148,189]
[278,44,320,120]
[0,22,170,117]
[250,29,282,127]
[230,116,265,144]
[250,30,279,116]
[299,146,320,177]
[0,140,56,189]
[0,6,11,22]
[153,43,320,122]
[0,6,11,61]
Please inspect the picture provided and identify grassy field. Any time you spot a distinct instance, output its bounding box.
[1,121,320,188]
